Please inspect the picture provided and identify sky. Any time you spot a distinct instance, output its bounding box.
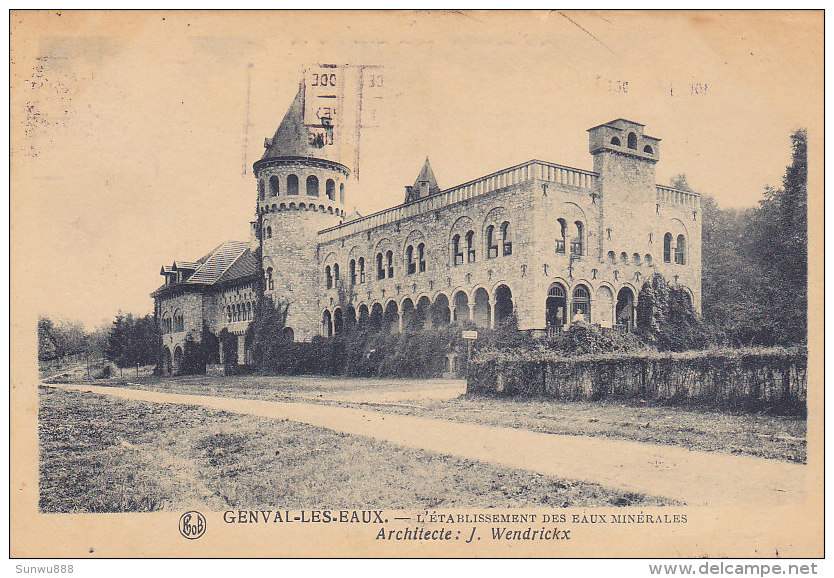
[11,10,823,330]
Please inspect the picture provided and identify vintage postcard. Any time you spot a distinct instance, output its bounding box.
[10,10,823,559]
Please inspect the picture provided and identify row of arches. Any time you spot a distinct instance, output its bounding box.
[451,221,513,266]
[258,174,344,202]
[610,133,653,154]
[545,282,636,330]
[226,301,255,323]
[258,203,344,217]
[160,310,184,334]
[321,284,515,336]
[607,251,654,266]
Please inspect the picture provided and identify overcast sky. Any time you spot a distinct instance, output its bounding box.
[12,10,822,329]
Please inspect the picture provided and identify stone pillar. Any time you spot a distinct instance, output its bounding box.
[468,301,474,322]
[398,310,403,333]
[489,296,496,329]
[450,305,456,324]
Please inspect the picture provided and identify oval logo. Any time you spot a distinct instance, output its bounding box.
[179,511,207,540]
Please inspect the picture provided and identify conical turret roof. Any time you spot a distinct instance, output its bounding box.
[260,84,340,163]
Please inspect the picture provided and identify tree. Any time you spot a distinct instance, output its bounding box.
[637,273,709,351]
[245,297,292,371]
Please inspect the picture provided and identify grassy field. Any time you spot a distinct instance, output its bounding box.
[39,386,674,512]
[65,374,807,463]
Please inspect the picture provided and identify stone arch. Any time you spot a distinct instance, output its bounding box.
[288,202,296,210]
[595,285,615,328]
[370,302,383,332]
[472,287,491,328]
[357,303,370,329]
[493,284,513,325]
[546,281,568,331]
[326,178,336,201]
[452,290,470,324]
[627,132,638,149]
[173,346,183,374]
[307,175,319,196]
[269,175,280,196]
[279,202,287,210]
[482,206,508,259]
[449,215,475,265]
[161,347,172,375]
[431,293,451,326]
[345,305,357,330]
[571,283,592,323]
[616,286,636,328]
[400,298,416,330]
[415,295,431,329]
[322,309,333,337]
[333,307,344,335]
[383,300,399,333]
[287,174,299,195]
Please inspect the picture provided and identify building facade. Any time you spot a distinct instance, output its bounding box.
[153,87,701,373]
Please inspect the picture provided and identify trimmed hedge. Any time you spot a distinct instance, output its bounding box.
[468,346,807,415]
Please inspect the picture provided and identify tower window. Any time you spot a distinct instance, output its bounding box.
[571,221,584,257]
[556,219,566,254]
[486,225,497,259]
[466,230,475,263]
[406,245,416,275]
[266,267,273,290]
[350,259,356,285]
[258,180,265,201]
[376,253,384,280]
[643,145,654,154]
[620,252,628,264]
[269,176,280,196]
[287,174,299,195]
[452,234,463,266]
[307,175,319,197]
[664,232,673,263]
[607,251,616,264]
[627,132,637,150]
[359,257,365,283]
[333,263,340,282]
[675,235,687,265]
[325,265,332,289]
[326,179,335,201]
[386,250,394,278]
[266,226,272,239]
[501,221,512,256]
[339,183,344,203]
[418,243,426,273]
[610,136,621,146]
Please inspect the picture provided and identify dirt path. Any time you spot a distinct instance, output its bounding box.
[45,382,807,506]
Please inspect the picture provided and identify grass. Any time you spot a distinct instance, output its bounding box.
[39,386,674,512]
[66,373,806,464]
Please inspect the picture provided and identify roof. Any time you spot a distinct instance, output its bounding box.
[152,240,258,297]
[587,118,646,132]
[260,84,340,164]
[405,157,441,202]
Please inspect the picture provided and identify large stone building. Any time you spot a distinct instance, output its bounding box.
[152,86,701,373]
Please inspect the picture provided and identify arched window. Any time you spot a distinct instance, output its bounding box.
[610,136,621,146]
[418,243,426,272]
[406,245,416,275]
[377,253,384,280]
[486,225,498,259]
[386,250,394,278]
[556,218,567,254]
[627,132,637,149]
[325,265,332,289]
[466,230,476,263]
[326,179,335,200]
[359,257,365,283]
[645,254,653,265]
[571,285,591,322]
[350,259,356,285]
[339,183,344,203]
[287,174,299,195]
[643,145,653,154]
[633,253,641,265]
[266,226,272,239]
[246,302,251,320]
[607,250,616,264]
[266,267,274,290]
[675,235,687,264]
[620,252,628,264]
[226,307,232,324]
[258,180,265,200]
[452,234,463,266]
[269,175,280,196]
[664,233,673,263]
[306,175,319,196]
[571,221,584,256]
[333,263,340,282]
[501,221,512,256]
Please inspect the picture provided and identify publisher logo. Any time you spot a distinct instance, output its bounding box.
[179,511,206,540]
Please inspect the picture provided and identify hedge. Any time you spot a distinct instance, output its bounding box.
[467,346,807,415]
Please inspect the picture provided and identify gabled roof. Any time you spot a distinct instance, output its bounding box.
[152,240,258,297]
[173,260,199,270]
[260,84,340,163]
[405,157,441,202]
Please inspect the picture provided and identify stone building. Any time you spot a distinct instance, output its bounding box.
[152,86,701,373]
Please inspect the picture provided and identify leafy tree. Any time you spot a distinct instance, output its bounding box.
[637,273,710,351]
[245,296,292,371]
